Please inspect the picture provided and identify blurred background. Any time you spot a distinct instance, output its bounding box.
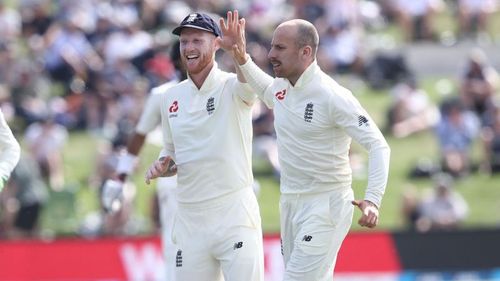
[0,0,499,280]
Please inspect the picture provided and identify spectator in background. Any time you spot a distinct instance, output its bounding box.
[318,0,365,74]
[400,184,422,231]
[417,173,469,232]
[0,152,48,238]
[435,98,480,178]
[0,1,21,43]
[457,0,498,40]
[459,48,500,125]
[42,15,103,94]
[386,77,439,138]
[392,0,444,41]
[481,101,500,174]
[24,114,68,191]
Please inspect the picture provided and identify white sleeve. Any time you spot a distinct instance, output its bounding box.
[329,91,390,207]
[238,56,275,107]
[0,110,21,180]
[135,90,162,135]
[234,80,257,106]
[159,103,176,162]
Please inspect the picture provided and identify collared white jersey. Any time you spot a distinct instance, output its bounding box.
[158,63,256,204]
[240,59,390,207]
[135,79,179,135]
[0,110,20,180]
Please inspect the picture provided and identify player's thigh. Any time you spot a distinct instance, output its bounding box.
[218,194,264,281]
[284,190,354,281]
[174,249,223,281]
[172,212,223,281]
[219,225,264,281]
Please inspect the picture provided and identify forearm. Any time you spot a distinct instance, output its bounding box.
[126,133,146,156]
[238,55,274,99]
[364,143,391,208]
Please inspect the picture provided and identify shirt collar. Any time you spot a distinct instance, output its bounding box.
[187,62,222,94]
[290,60,319,89]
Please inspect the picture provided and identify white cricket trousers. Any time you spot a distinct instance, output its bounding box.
[156,176,178,281]
[170,187,264,281]
[280,188,354,281]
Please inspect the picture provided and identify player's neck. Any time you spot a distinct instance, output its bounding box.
[189,61,214,89]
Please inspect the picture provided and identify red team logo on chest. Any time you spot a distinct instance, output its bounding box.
[275,89,287,100]
[169,101,179,113]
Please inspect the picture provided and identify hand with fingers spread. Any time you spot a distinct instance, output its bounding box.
[218,10,248,65]
[352,199,379,228]
[145,156,177,185]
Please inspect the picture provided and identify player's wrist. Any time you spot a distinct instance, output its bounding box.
[364,200,378,209]
[236,53,250,66]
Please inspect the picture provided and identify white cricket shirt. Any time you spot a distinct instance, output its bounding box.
[136,79,179,135]
[157,63,256,204]
[240,59,390,207]
[0,110,20,180]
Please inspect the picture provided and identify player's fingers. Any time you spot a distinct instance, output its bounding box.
[145,170,151,185]
[219,17,227,33]
[161,156,171,166]
[233,10,239,28]
[358,216,367,227]
[238,19,246,42]
[170,164,177,172]
[227,10,233,27]
[352,200,362,208]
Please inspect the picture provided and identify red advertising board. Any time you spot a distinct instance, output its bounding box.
[0,232,400,281]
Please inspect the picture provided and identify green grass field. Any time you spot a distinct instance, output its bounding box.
[32,5,500,236]
[38,75,500,237]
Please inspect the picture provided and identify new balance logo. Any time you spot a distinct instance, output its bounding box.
[176,250,183,267]
[206,97,215,115]
[233,241,243,250]
[302,235,313,242]
[358,115,369,127]
[304,103,313,123]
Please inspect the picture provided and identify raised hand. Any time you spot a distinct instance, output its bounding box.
[218,10,247,65]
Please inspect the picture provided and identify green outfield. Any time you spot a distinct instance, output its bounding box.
[39,76,500,237]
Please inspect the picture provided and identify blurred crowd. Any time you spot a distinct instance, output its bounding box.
[0,0,499,238]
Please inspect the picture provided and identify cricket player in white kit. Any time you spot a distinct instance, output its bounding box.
[221,11,390,280]
[145,12,264,281]
[101,41,185,281]
[0,109,21,192]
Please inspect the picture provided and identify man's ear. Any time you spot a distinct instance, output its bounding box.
[214,36,221,50]
[302,45,312,58]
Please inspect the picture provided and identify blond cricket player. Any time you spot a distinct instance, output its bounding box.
[221,11,390,281]
[145,12,264,281]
